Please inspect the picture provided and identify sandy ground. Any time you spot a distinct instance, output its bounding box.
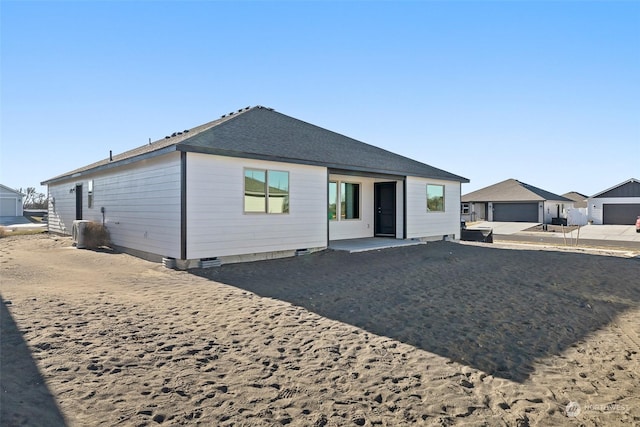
[1,235,639,426]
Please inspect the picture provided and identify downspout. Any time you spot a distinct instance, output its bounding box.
[458,181,462,239]
[326,169,330,247]
[402,177,407,239]
[180,152,187,261]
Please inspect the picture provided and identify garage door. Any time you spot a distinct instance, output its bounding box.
[603,204,640,225]
[0,198,18,216]
[493,203,539,222]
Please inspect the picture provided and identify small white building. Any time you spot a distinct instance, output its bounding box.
[42,106,469,267]
[0,184,23,217]
[562,192,589,226]
[587,178,640,225]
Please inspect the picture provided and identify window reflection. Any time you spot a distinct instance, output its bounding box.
[268,170,289,214]
[328,182,338,220]
[244,169,266,212]
[427,184,445,212]
[244,169,289,214]
[341,182,360,219]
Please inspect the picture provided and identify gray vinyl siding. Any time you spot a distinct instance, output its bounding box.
[47,185,76,235]
[406,177,461,240]
[186,153,327,259]
[47,153,182,258]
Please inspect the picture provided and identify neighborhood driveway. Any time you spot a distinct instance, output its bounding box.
[569,224,640,242]
[469,221,640,250]
[0,216,47,230]
[466,221,538,235]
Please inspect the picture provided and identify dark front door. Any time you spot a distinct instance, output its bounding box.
[375,182,396,236]
[75,184,83,220]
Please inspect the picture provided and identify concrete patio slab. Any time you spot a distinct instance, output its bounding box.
[329,237,426,253]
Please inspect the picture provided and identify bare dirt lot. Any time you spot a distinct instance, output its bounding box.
[1,234,639,426]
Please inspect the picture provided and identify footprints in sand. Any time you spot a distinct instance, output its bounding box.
[6,265,638,427]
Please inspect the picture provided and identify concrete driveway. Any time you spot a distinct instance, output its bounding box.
[466,221,539,235]
[0,216,47,231]
[566,224,640,242]
[467,221,640,249]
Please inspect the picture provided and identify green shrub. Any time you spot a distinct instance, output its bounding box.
[82,222,110,249]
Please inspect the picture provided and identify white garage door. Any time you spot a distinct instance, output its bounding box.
[0,198,18,216]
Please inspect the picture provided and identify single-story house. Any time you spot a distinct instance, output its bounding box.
[461,179,573,223]
[0,184,23,217]
[587,178,640,225]
[41,106,469,267]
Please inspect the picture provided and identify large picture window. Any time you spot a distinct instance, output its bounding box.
[427,184,445,212]
[244,169,289,214]
[328,181,360,220]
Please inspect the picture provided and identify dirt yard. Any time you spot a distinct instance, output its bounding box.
[1,234,639,426]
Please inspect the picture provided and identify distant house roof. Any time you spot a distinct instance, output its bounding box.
[461,179,572,203]
[562,191,588,208]
[42,106,469,185]
[590,178,640,198]
[0,184,23,196]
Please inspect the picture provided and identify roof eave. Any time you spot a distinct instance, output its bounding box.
[41,145,179,186]
[178,145,470,183]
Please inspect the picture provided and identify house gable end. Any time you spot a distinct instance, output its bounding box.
[593,180,640,198]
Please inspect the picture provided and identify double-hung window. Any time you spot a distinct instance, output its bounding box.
[244,169,289,214]
[329,181,360,220]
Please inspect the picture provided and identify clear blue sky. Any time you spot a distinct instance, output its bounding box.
[1,1,639,197]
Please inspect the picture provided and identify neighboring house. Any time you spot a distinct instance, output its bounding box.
[0,184,23,217]
[587,178,640,225]
[562,192,588,208]
[461,179,573,223]
[562,192,589,226]
[41,106,469,267]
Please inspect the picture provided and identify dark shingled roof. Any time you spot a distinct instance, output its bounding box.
[42,106,469,185]
[591,178,640,198]
[462,179,572,202]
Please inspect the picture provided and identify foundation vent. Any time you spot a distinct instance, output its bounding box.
[295,249,311,256]
[162,257,177,269]
[199,257,222,268]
